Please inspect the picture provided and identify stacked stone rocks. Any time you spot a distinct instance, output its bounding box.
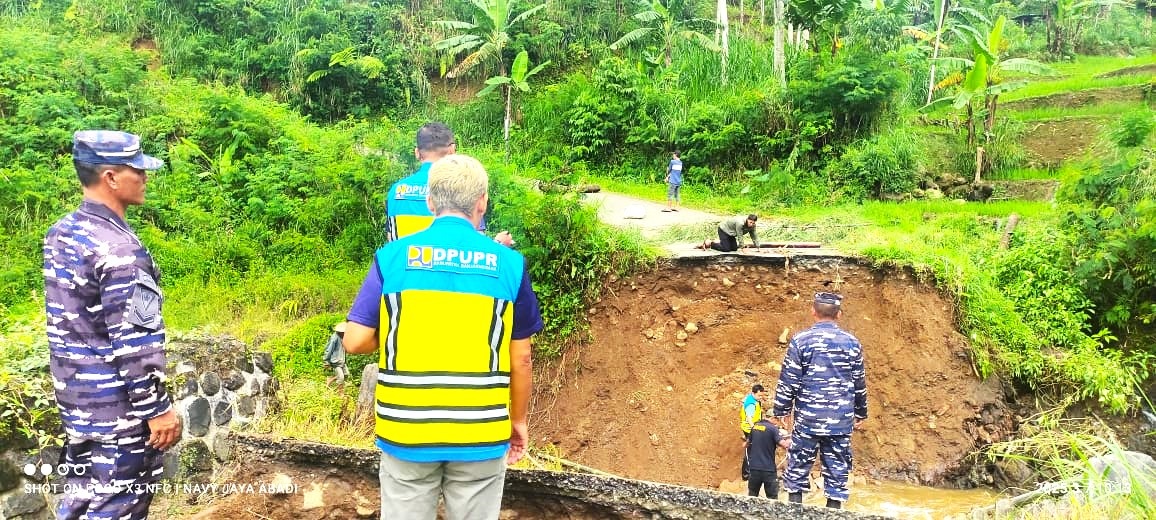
[0,335,279,518]
[0,446,55,520]
[166,334,279,480]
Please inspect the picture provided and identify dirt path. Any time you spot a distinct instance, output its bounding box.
[582,191,723,238]
[583,191,844,257]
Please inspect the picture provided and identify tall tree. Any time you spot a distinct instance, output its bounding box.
[772,0,785,84]
[433,0,547,146]
[717,0,729,84]
[1032,0,1128,55]
[785,0,859,54]
[610,0,719,68]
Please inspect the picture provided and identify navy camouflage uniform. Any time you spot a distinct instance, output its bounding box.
[44,131,169,520]
[772,312,866,502]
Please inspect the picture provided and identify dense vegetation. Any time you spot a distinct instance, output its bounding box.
[1,0,1154,513]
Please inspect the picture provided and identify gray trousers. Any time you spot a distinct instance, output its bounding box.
[379,452,507,520]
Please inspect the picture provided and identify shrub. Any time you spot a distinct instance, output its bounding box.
[825,127,921,200]
[1109,108,1155,149]
[786,48,906,141]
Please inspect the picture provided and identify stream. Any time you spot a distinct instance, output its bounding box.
[807,480,1003,519]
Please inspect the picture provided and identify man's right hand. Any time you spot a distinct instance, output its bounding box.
[507,420,528,464]
[147,409,182,451]
[494,231,515,247]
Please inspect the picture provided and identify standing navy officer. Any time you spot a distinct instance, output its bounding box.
[44,130,182,520]
[771,292,867,509]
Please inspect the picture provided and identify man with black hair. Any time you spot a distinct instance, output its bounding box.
[44,130,181,520]
[702,214,761,252]
[747,415,791,499]
[772,292,867,509]
[385,122,512,246]
[739,384,767,480]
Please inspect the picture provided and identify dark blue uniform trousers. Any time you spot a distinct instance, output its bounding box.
[782,431,853,502]
[57,437,164,520]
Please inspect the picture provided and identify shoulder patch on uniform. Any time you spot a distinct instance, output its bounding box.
[127,269,163,330]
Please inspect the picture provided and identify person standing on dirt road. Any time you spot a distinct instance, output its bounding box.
[703,214,761,252]
[747,415,792,499]
[343,154,544,520]
[385,122,512,246]
[44,130,182,520]
[772,292,867,509]
[662,150,683,212]
[739,384,767,480]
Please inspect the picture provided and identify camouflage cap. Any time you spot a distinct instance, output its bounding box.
[815,292,843,306]
[73,130,164,170]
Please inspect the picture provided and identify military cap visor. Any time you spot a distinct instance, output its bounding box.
[815,292,843,306]
[73,130,164,170]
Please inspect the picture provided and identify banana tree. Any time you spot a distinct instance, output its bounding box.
[922,16,1055,175]
[476,50,550,157]
[433,0,546,150]
[610,0,719,68]
[903,1,994,104]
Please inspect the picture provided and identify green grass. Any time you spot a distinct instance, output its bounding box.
[1002,75,1153,102]
[987,413,1156,519]
[252,378,375,449]
[1001,54,1156,102]
[164,268,363,346]
[1036,54,1156,79]
[1008,101,1150,122]
[988,167,1061,181]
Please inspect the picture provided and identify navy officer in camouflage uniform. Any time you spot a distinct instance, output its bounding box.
[44,130,182,520]
[771,292,866,509]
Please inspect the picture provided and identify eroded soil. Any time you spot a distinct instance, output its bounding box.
[531,259,1013,490]
[1021,118,1105,167]
[1001,85,1146,112]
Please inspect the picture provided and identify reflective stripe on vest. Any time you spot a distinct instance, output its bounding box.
[373,217,523,461]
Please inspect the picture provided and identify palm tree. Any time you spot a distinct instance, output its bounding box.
[610,0,719,68]
[433,0,547,145]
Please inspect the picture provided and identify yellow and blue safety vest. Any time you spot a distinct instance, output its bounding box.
[373,216,524,462]
[385,162,434,242]
[740,393,763,434]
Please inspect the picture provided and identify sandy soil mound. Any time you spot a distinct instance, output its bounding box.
[531,259,1012,491]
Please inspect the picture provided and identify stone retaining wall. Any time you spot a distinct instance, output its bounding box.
[0,334,278,519]
[165,334,278,480]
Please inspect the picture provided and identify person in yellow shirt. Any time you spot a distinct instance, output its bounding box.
[740,384,768,480]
